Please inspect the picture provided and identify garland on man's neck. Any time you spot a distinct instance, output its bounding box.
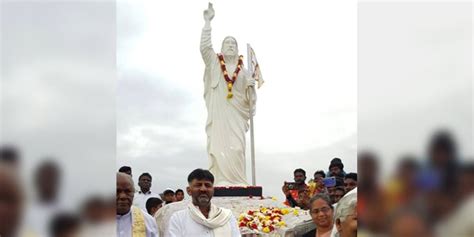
[217,53,243,99]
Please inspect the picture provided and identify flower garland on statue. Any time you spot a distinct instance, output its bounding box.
[217,53,244,99]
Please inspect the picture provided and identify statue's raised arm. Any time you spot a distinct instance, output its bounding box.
[201,3,215,64]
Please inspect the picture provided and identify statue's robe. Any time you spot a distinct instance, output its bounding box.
[200,26,256,186]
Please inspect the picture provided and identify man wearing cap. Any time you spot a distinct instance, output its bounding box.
[328,158,346,178]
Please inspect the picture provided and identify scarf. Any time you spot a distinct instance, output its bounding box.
[187,202,233,237]
[131,206,146,237]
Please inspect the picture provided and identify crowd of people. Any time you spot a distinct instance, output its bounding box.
[114,129,473,237]
[282,158,357,210]
[116,167,185,218]
[0,144,352,237]
[2,129,471,237]
[113,157,357,237]
[0,145,116,237]
[358,130,474,237]
[281,158,358,237]
[116,168,242,237]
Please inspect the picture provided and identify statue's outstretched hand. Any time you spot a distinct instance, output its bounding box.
[203,2,215,22]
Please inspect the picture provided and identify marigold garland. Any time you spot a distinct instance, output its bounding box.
[217,53,243,99]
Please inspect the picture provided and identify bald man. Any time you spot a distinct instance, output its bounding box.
[0,164,24,237]
[117,172,159,237]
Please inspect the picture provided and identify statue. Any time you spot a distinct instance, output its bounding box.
[201,3,256,186]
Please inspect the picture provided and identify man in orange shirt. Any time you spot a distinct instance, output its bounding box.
[282,168,308,207]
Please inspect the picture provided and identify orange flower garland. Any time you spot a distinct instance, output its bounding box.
[217,53,244,99]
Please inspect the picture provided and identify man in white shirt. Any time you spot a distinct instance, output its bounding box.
[163,189,177,205]
[24,160,65,237]
[133,172,160,211]
[164,169,240,237]
[117,172,159,237]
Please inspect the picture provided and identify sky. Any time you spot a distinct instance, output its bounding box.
[1,1,116,207]
[116,0,358,198]
[0,0,470,206]
[117,0,473,197]
[358,2,473,176]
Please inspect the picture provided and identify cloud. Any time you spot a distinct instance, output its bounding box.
[117,70,192,130]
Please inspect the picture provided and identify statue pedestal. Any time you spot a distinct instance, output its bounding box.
[214,186,263,197]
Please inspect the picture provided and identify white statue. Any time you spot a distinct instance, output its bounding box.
[201,3,256,186]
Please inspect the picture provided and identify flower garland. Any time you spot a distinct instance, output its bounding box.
[217,53,244,99]
[238,207,296,234]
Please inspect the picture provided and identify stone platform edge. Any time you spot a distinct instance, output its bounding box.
[214,186,263,197]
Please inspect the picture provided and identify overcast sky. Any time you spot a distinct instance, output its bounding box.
[1,1,116,207]
[358,2,473,176]
[117,0,473,197]
[116,0,358,198]
[1,0,470,204]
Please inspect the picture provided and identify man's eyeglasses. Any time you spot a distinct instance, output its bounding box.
[310,206,331,215]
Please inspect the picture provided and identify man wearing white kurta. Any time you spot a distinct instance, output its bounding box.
[200,2,256,186]
[117,172,159,237]
[164,169,240,237]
